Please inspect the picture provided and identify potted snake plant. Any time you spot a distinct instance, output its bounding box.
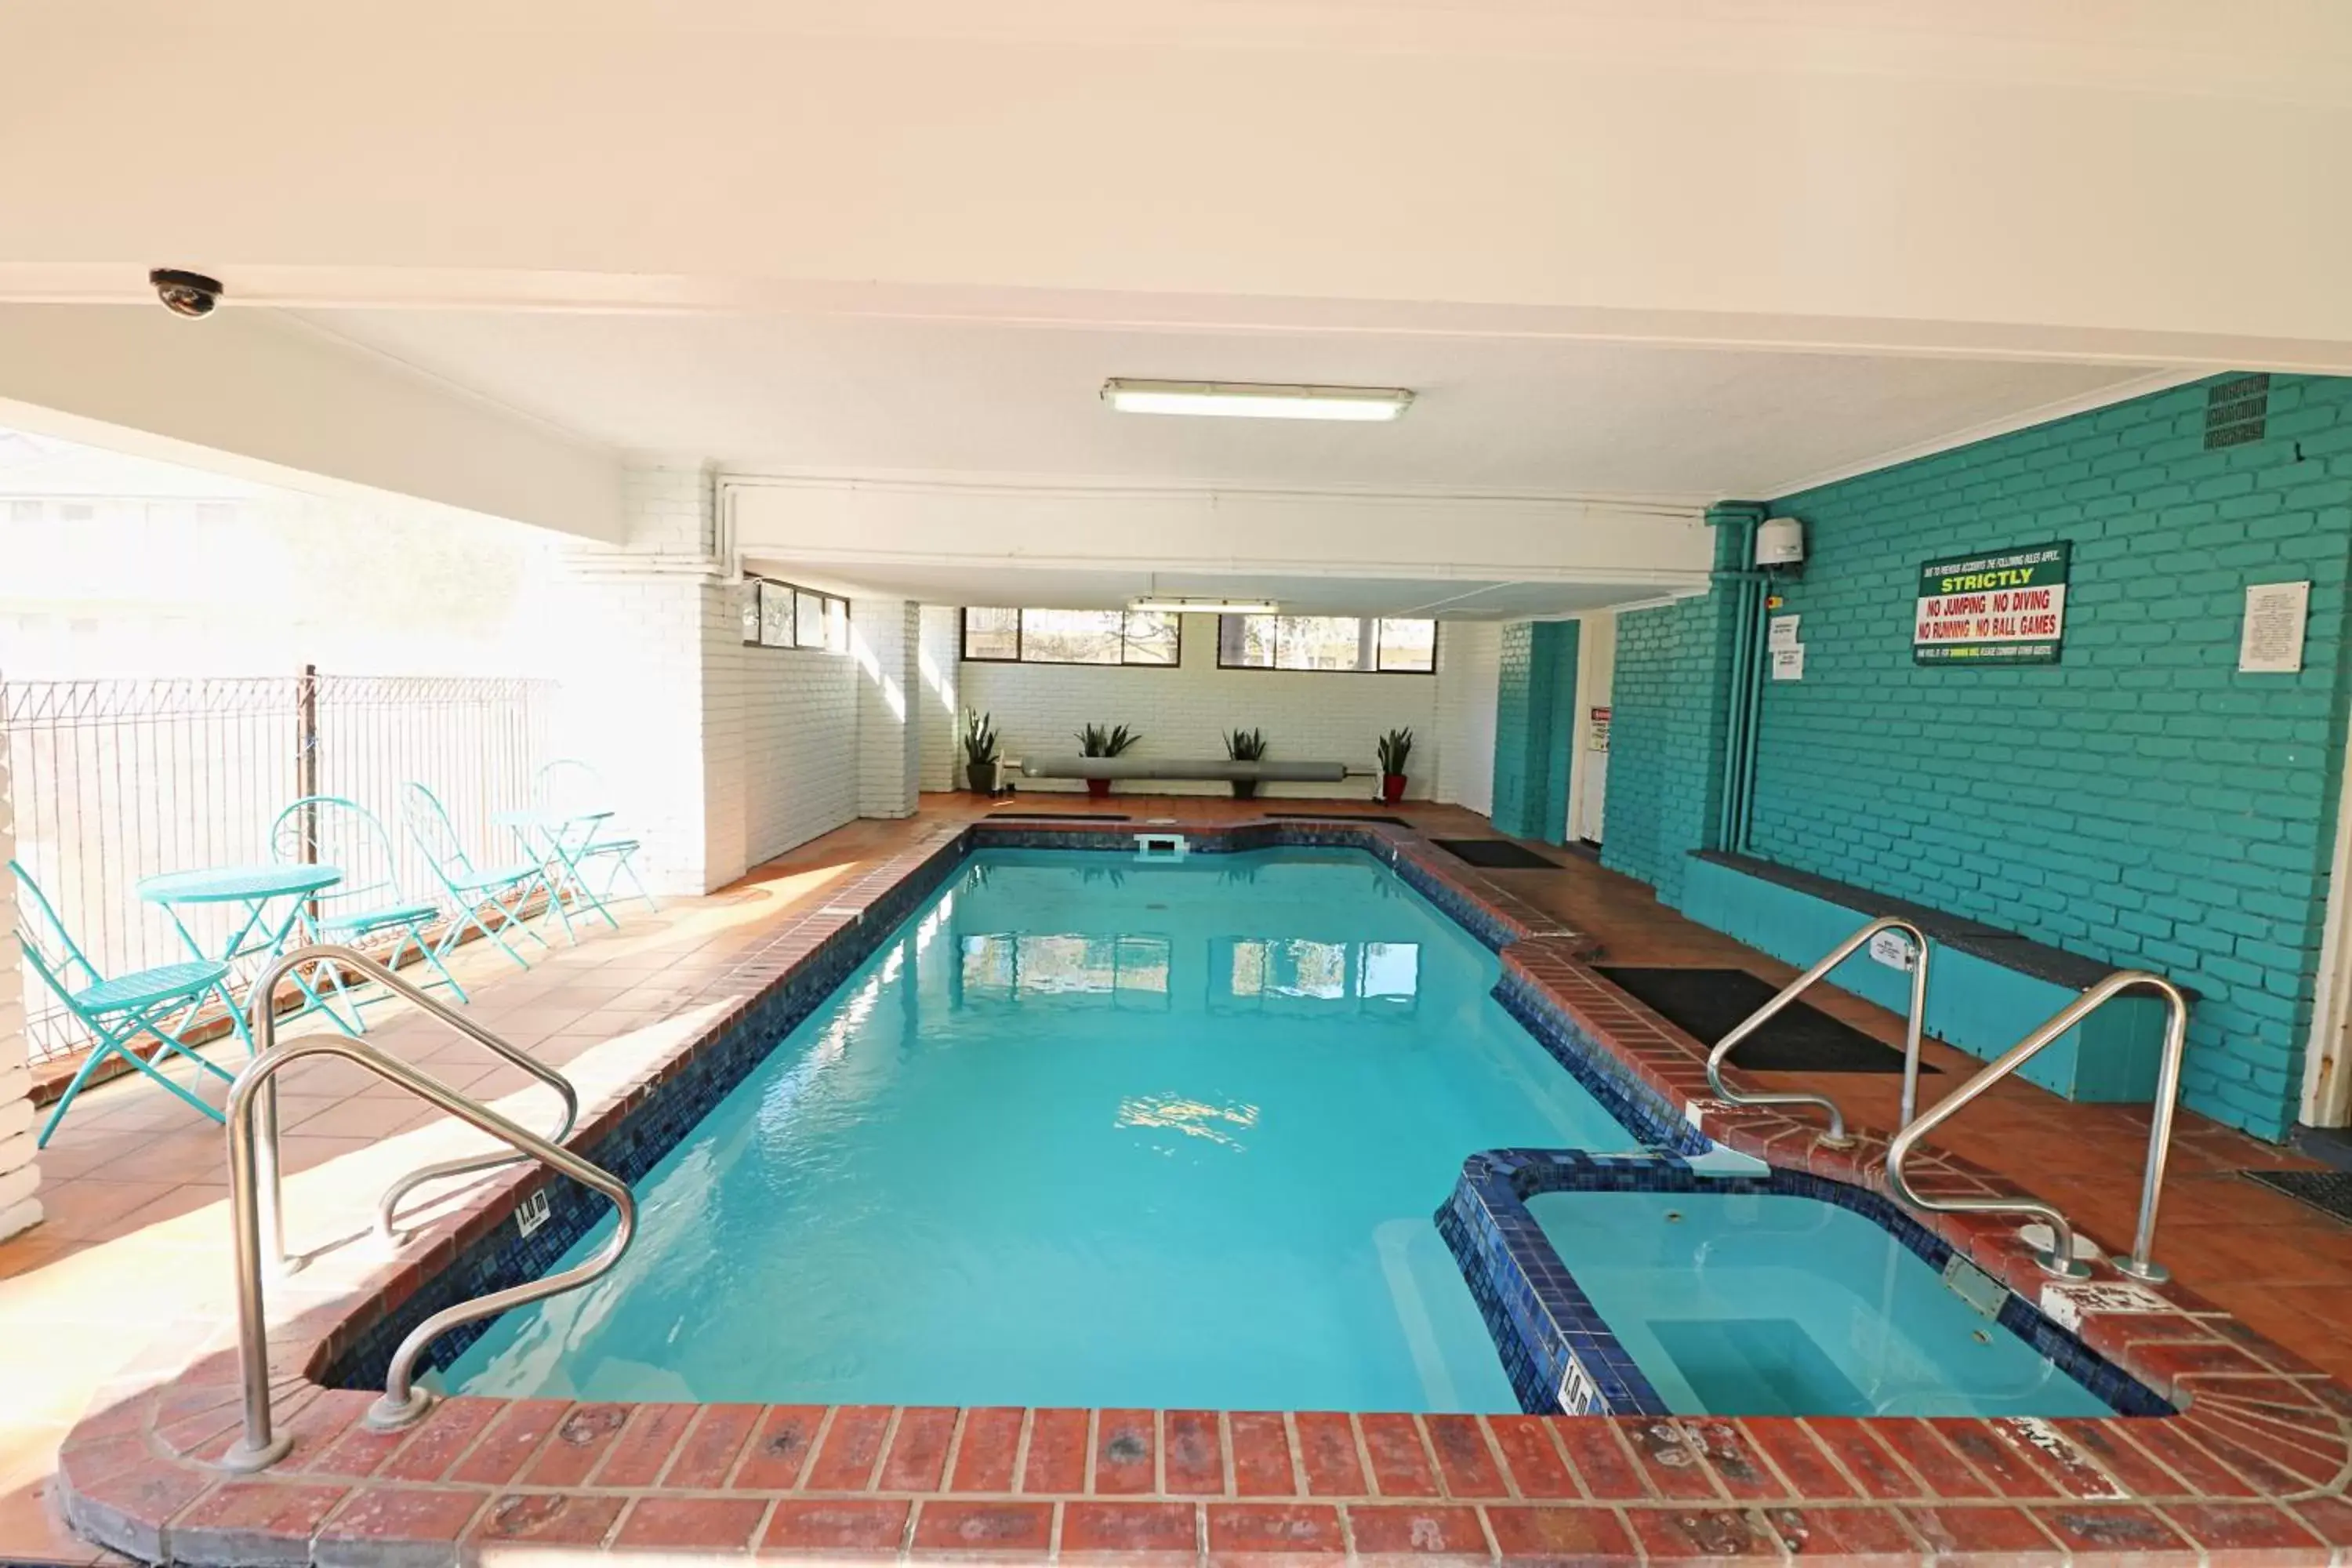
[1225,727,1268,799]
[961,708,1002,794]
[1075,722,1141,799]
[1376,727,1414,804]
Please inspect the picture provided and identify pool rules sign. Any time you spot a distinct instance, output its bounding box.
[1913,541,2071,665]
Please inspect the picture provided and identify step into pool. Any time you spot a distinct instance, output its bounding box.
[1524,1188,2114,1417]
[442,848,1637,1410]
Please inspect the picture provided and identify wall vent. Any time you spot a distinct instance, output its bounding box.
[2205,373,2270,449]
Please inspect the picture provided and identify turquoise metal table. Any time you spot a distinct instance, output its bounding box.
[495,808,618,943]
[136,862,346,1050]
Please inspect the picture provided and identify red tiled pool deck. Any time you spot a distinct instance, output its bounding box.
[16,799,2352,1564]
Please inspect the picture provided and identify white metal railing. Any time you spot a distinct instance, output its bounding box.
[4,672,552,1063]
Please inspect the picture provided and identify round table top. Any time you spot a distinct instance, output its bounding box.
[494,807,615,827]
[136,862,344,903]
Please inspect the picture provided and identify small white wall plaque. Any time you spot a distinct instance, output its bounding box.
[1767,614,1801,652]
[2239,581,2310,673]
[1769,646,1805,681]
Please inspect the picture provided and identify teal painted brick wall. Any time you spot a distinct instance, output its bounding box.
[1599,517,1746,905]
[1492,621,1579,840]
[1747,373,2352,1139]
[1492,622,1539,836]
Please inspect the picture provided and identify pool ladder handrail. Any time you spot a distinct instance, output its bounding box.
[1705,916,1933,1149]
[1886,968,2190,1283]
[216,944,634,1473]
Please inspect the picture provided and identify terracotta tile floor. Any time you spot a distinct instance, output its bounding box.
[2,793,2347,1563]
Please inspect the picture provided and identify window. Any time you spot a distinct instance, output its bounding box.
[743,577,848,653]
[960,608,1181,666]
[1216,615,1438,673]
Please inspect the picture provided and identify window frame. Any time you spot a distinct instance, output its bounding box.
[1214,614,1441,675]
[958,607,1185,667]
[742,575,849,654]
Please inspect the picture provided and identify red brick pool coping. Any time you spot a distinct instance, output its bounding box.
[55,818,2352,1565]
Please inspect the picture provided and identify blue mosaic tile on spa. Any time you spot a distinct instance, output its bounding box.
[1436,1147,2172,1421]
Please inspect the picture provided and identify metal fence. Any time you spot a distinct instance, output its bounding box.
[5,672,554,1064]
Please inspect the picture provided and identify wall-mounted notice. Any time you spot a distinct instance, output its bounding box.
[1588,706,1611,752]
[1769,646,1805,681]
[1767,614,1801,652]
[1914,541,2071,665]
[2238,581,2310,673]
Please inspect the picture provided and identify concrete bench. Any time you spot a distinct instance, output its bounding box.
[1021,757,1348,784]
[1680,849,2191,1103]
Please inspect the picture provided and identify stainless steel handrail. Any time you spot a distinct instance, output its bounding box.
[1886,970,2190,1283]
[1705,916,1931,1147]
[236,946,579,1265]
[216,947,634,1472]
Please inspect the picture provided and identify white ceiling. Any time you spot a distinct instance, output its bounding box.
[295,309,2168,501]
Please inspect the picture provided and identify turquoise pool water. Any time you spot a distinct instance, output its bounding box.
[445,848,1635,1410]
[1526,1189,2112,1417]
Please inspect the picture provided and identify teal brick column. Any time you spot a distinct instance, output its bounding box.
[1491,621,1580,841]
[1597,505,1761,906]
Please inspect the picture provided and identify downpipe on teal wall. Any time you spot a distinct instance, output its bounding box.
[1710,506,1770,852]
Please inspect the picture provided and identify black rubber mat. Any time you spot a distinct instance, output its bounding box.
[2243,1169,2352,1225]
[1595,966,1940,1074]
[1435,838,1560,869]
[1265,812,1416,828]
[988,811,1133,821]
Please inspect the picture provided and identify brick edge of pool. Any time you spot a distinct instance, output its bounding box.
[54,820,2352,1565]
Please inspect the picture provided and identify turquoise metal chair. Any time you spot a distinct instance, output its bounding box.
[10,858,237,1146]
[270,795,469,1029]
[398,782,554,971]
[535,759,659,918]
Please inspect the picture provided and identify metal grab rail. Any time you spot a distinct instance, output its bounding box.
[1886,970,2190,1283]
[217,948,634,1472]
[1705,916,1932,1148]
[235,946,580,1269]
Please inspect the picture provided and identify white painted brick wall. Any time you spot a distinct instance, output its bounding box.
[1435,620,1501,816]
[916,606,963,793]
[851,599,920,819]
[740,586,860,865]
[956,613,1457,800]
[556,461,862,891]
[554,573,717,893]
[0,710,40,1242]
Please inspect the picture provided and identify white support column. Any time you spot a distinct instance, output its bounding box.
[916,605,962,793]
[0,704,42,1242]
[1434,621,1501,818]
[852,599,920,820]
[555,460,745,895]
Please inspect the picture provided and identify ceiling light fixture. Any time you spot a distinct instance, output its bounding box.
[1129,596,1281,615]
[1102,379,1414,422]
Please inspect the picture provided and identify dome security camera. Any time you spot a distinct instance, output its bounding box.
[149,268,224,319]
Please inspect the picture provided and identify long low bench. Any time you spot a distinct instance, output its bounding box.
[1022,757,1348,783]
[1681,849,2190,1102]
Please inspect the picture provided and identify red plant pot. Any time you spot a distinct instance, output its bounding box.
[1087,777,1113,800]
[1381,772,1408,804]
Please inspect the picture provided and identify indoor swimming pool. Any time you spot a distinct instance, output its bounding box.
[441,847,1634,1410]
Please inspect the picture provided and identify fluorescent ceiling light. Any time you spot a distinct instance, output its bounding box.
[1102,379,1414,422]
[1130,596,1280,615]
